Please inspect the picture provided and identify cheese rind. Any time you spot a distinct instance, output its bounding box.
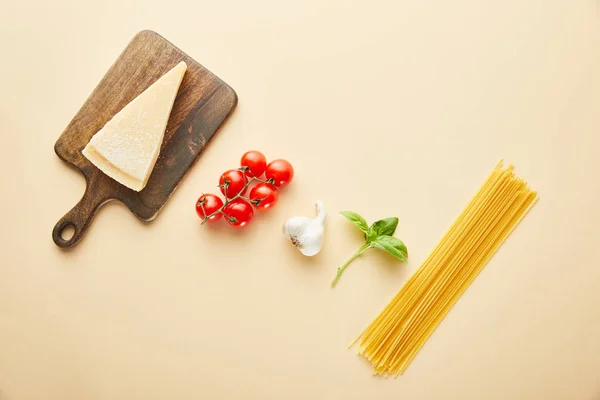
[81,146,144,191]
[82,61,187,191]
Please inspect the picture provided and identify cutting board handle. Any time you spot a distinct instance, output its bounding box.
[52,180,110,248]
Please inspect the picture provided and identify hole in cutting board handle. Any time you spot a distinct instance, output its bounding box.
[53,219,80,248]
[60,224,76,241]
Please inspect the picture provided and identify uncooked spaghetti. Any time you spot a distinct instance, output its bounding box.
[350,161,538,377]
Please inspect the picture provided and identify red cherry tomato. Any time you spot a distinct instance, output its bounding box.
[219,169,247,198]
[249,183,279,210]
[241,151,267,178]
[223,199,254,228]
[265,159,294,187]
[195,194,224,222]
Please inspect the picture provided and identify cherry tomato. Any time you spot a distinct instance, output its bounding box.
[219,169,247,198]
[241,151,267,178]
[249,183,279,210]
[195,194,224,222]
[223,199,254,228]
[265,159,294,187]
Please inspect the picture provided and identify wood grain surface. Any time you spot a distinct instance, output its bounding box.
[52,30,237,248]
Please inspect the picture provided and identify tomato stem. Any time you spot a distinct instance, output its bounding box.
[198,201,207,220]
[202,177,257,223]
[331,243,370,287]
[254,177,275,185]
[201,176,277,224]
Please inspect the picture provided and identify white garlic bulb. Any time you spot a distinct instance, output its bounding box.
[282,200,326,256]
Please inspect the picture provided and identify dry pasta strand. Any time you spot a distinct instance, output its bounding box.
[351,161,538,377]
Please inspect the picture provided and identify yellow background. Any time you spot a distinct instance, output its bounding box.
[1,0,600,399]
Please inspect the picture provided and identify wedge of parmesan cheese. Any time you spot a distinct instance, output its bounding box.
[82,61,187,191]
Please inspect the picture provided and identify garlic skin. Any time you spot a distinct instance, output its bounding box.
[282,201,326,256]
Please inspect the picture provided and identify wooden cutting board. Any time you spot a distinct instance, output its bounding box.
[52,30,237,248]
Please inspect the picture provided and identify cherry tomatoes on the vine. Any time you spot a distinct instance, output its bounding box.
[197,152,294,228]
[265,159,294,187]
[223,199,254,228]
[195,194,224,222]
[240,151,267,178]
[249,183,279,210]
[219,169,247,198]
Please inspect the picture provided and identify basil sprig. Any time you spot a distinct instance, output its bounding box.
[332,212,408,287]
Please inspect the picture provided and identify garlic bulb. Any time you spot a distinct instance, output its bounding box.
[282,200,326,256]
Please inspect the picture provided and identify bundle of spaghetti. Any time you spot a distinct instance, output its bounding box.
[350,160,538,377]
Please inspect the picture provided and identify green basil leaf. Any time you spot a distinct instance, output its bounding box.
[371,235,408,262]
[370,217,399,237]
[340,211,370,234]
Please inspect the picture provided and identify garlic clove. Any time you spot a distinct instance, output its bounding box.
[283,201,326,256]
[296,226,324,256]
